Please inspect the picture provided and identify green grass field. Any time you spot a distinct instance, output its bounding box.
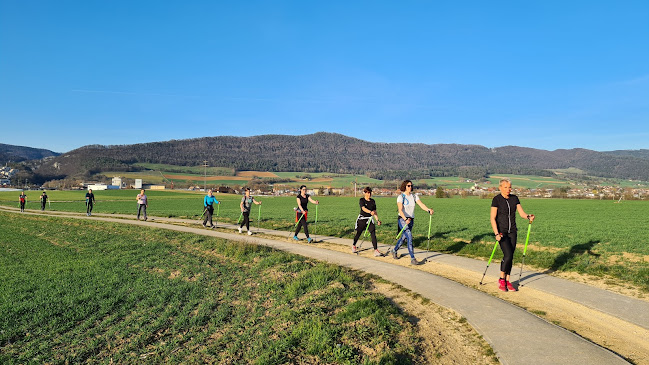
[1,211,428,363]
[417,174,569,189]
[2,190,648,291]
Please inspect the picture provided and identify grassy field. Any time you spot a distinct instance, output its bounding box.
[417,174,569,189]
[0,211,429,363]
[2,190,648,291]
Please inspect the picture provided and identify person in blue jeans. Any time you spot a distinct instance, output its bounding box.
[393,180,433,265]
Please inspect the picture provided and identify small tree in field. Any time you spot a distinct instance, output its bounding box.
[435,186,445,198]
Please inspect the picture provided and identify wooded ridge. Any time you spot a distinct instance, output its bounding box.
[8,133,649,182]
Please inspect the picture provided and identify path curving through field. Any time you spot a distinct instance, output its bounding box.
[3,206,646,364]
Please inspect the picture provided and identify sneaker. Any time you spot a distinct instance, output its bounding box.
[392,250,398,259]
[202,223,206,227]
[352,245,357,253]
[307,237,313,243]
[410,258,424,265]
[374,250,383,257]
[506,281,517,292]
[248,230,252,236]
[498,279,507,292]
[293,236,299,241]
[238,227,242,233]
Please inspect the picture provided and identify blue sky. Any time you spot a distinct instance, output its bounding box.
[1,1,647,153]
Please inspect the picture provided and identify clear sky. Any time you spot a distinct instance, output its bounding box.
[1,1,648,153]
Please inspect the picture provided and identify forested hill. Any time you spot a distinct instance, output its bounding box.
[32,132,649,181]
[0,143,60,164]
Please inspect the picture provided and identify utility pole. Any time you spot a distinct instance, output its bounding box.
[203,160,208,192]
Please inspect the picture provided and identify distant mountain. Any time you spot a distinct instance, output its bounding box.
[604,149,649,160]
[0,143,60,164]
[31,133,649,182]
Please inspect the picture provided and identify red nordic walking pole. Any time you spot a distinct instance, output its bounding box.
[518,220,533,286]
[480,241,500,285]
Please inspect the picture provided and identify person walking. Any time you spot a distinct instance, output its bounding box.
[352,187,382,256]
[393,180,433,265]
[202,189,220,228]
[239,188,262,235]
[294,185,319,243]
[136,189,148,221]
[85,189,95,216]
[490,178,535,292]
[40,191,48,211]
[19,191,26,212]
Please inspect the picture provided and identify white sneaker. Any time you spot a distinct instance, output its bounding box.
[248,230,252,236]
[238,227,242,233]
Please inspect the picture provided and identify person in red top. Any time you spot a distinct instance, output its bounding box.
[19,191,26,212]
[490,178,535,292]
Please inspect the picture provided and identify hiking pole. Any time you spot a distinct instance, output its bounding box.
[257,204,261,232]
[199,206,207,220]
[395,224,408,240]
[518,221,533,286]
[356,216,372,254]
[288,208,305,239]
[214,203,220,228]
[292,212,305,238]
[387,222,409,256]
[427,214,432,250]
[237,211,243,225]
[480,241,500,285]
[313,204,318,243]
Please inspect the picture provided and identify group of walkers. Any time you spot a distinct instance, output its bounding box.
[18,191,49,212]
[347,178,535,291]
[17,178,535,291]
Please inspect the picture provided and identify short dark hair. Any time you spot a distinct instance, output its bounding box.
[363,187,372,194]
[399,180,412,192]
[299,185,307,190]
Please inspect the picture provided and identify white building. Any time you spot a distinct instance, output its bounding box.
[112,177,123,188]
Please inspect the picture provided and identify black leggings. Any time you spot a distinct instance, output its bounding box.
[353,218,377,250]
[294,213,309,238]
[240,211,250,230]
[499,232,518,275]
[20,201,25,211]
[203,206,214,226]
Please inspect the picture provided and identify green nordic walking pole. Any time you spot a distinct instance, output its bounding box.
[237,211,243,225]
[356,216,373,254]
[313,204,318,242]
[395,224,408,240]
[427,214,432,250]
[480,241,500,285]
[257,204,261,232]
[518,221,533,286]
[289,209,305,238]
[214,202,220,228]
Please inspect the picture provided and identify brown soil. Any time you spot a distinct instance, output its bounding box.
[163,174,249,181]
[235,171,279,178]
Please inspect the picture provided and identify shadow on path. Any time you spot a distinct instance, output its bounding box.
[520,240,601,285]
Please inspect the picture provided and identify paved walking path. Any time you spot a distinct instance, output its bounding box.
[4,207,641,364]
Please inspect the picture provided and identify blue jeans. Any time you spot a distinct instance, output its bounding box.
[394,218,415,259]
